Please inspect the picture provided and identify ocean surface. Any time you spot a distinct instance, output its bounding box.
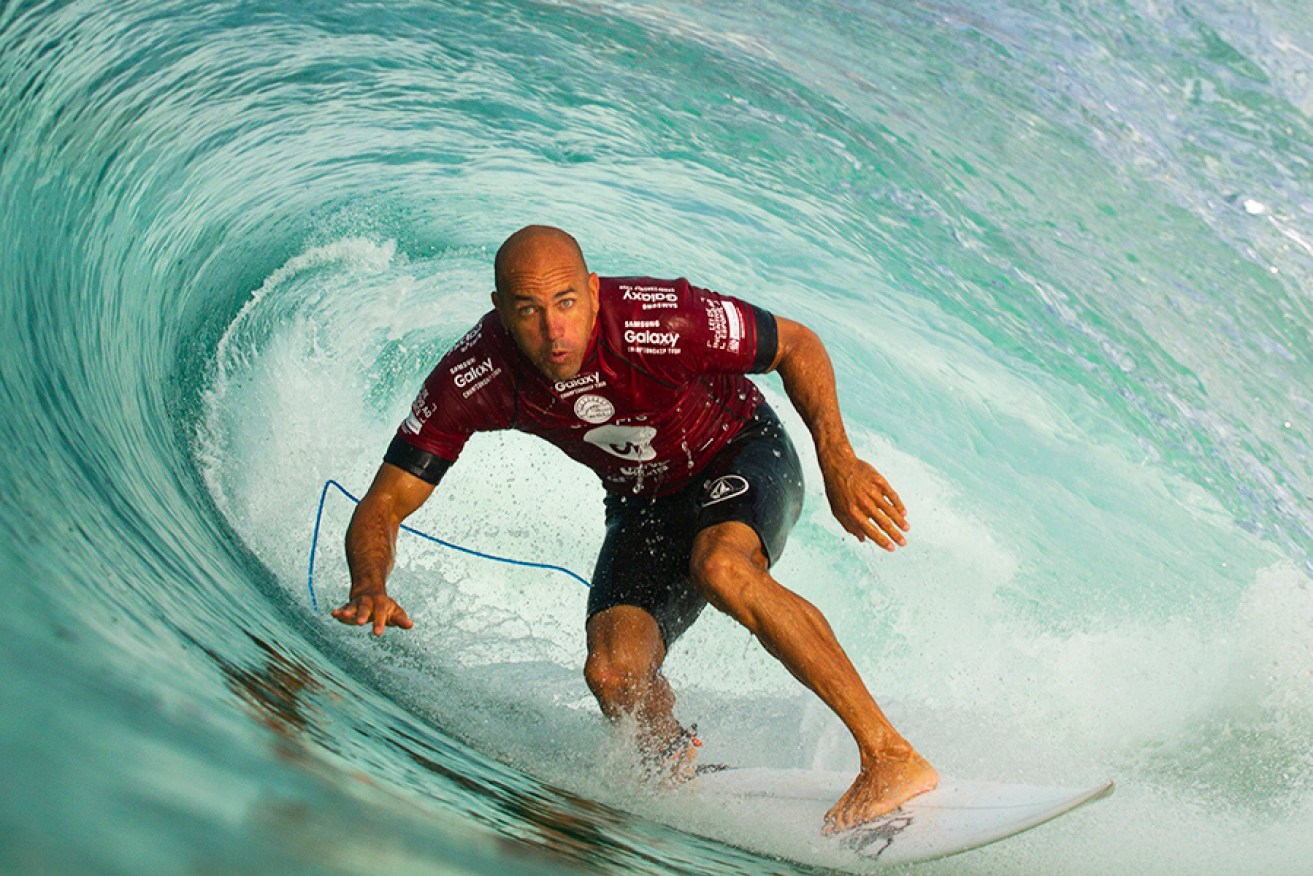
[2,1,1311,873]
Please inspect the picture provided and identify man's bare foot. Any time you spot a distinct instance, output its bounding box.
[640,723,703,788]
[822,752,939,835]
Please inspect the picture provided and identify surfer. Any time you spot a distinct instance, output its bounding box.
[332,225,938,832]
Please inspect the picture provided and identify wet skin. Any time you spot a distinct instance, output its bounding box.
[335,224,938,832]
[490,229,600,383]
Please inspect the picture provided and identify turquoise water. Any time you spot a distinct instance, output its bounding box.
[2,1,1311,873]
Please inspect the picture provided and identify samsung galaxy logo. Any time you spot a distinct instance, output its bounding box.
[622,288,678,304]
[624,329,680,347]
[452,357,502,399]
[453,357,496,388]
[554,372,600,393]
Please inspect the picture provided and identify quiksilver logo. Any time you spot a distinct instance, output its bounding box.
[703,475,749,506]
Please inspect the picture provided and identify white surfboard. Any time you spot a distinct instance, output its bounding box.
[678,767,1114,866]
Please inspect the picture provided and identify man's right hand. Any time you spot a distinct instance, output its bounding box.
[337,463,435,637]
[332,591,414,636]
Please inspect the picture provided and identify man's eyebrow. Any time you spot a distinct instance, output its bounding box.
[511,286,577,302]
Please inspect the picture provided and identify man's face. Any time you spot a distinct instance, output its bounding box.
[493,244,600,382]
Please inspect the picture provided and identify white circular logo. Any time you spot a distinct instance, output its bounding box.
[573,394,615,424]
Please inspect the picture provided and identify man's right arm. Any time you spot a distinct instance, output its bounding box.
[332,462,436,636]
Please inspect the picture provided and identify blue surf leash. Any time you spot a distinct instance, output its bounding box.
[306,478,590,611]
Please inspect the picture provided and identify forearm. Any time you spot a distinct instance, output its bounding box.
[342,461,439,599]
[334,463,433,632]
[775,321,855,469]
[344,498,401,598]
[771,316,908,547]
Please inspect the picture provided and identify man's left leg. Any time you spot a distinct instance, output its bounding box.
[585,489,709,774]
[690,520,938,833]
[583,604,685,758]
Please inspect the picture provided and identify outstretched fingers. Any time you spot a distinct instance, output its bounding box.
[331,593,414,636]
[829,461,910,550]
[371,599,413,636]
[876,475,908,525]
[857,493,908,551]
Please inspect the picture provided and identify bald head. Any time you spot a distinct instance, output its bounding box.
[494,225,589,300]
[489,225,600,381]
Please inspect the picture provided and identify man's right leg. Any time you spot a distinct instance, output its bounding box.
[690,521,937,832]
[583,604,685,758]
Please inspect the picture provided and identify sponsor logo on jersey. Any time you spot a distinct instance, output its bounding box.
[702,474,750,506]
[621,285,679,309]
[403,386,435,433]
[623,329,680,348]
[584,424,658,461]
[623,319,660,328]
[449,356,502,399]
[705,299,746,354]
[553,371,606,399]
[453,357,496,388]
[618,459,670,479]
[455,323,483,353]
[573,393,615,424]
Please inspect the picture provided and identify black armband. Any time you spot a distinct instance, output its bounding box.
[749,305,779,373]
[384,435,455,485]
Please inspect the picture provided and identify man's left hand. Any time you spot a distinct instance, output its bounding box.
[821,453,909,551]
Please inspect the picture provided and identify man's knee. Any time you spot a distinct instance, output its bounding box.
[584,607,665,702]
[690,524,771,628]
[584,648,657,699]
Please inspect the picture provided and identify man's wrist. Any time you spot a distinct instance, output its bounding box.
[817,438,857,473]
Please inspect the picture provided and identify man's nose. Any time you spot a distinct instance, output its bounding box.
[544,310,566,339]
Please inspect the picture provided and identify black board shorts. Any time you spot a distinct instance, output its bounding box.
[587,401,804,646]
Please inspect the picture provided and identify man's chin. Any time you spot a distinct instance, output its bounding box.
[539,358,580,381]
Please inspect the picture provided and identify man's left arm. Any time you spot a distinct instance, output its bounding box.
[767,317,910,551]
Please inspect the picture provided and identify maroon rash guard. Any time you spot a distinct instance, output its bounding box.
[386,276,779,497]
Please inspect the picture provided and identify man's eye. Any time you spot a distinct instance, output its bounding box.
[519,306,537,317]
[559,298,575,310]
